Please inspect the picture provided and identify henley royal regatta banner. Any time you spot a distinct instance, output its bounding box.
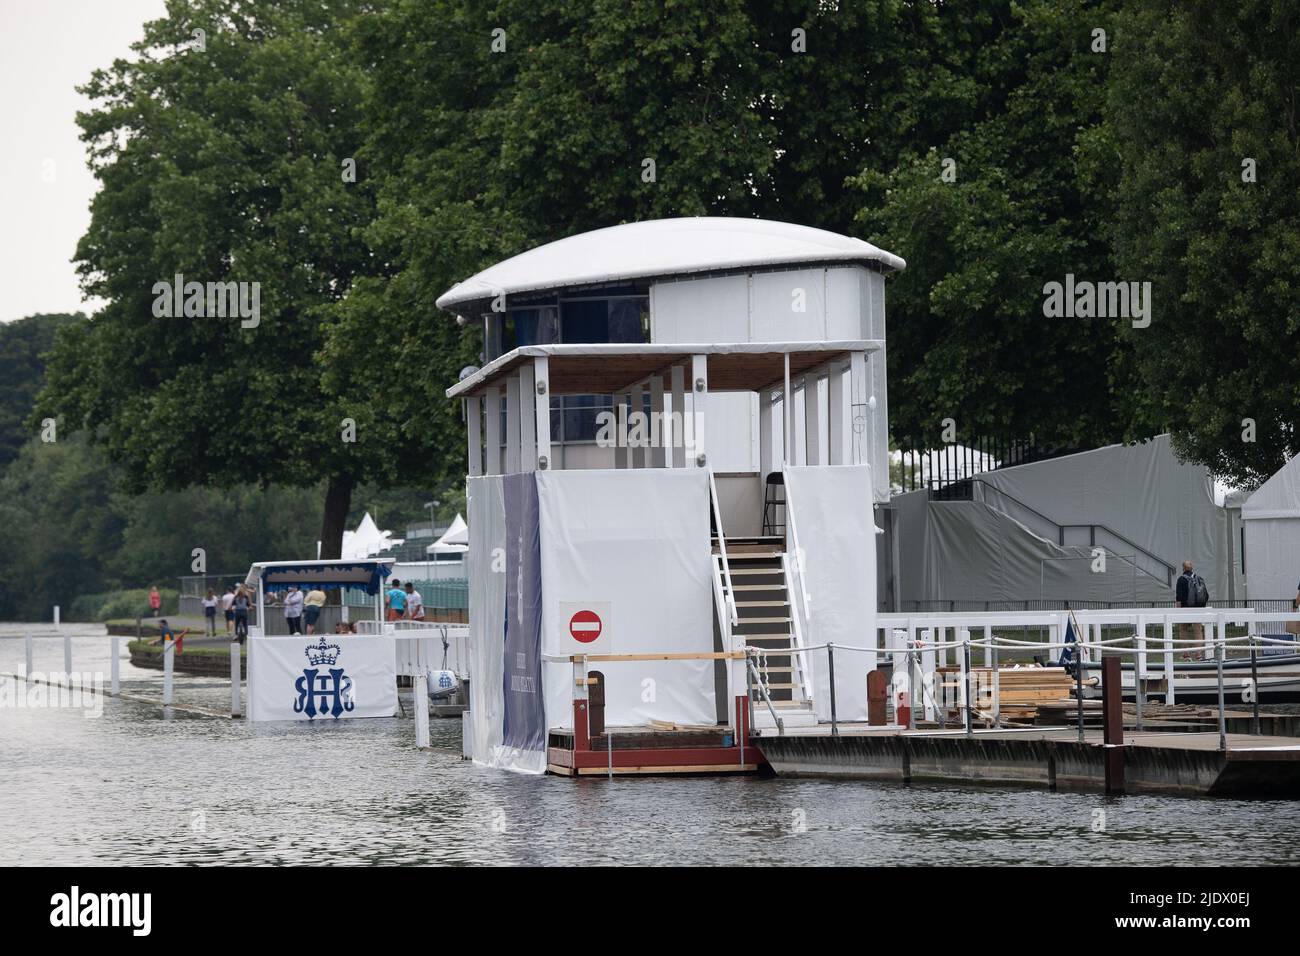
[248,635,398,721]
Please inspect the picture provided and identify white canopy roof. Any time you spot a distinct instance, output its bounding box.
[436,217,906,312]
[1243,454,1300,520]
[340,511,403,559]
[427,513,469,554]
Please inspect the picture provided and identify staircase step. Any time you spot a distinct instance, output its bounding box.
[742,635,794,642]
[735,601,787,608]
[728,568,784,576]
[734,617,792,625]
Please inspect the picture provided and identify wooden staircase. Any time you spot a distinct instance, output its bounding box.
[712,535,815,727]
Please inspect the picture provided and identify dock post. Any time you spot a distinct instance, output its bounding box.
[992,636,1000,728]
[1075,642,1085,744]
[1249,638,1260,736]
[827,643,838,737]
[111,637,120,695]
[54,604,60,626]
[25,631,33,681]
[906,641,917,731]
[230,641,241,717]
[1216,634,1227,753]
[63,631,72,683]
[1134,614,1145,731]
[1101,654,1124,794]
[162,639,174,706]
[961,632,972,736]
[413,673,430,749]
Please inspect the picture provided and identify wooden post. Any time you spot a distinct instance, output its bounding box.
[588,670,606,741]
[1101,654,1124,794]
[827,643,838,736]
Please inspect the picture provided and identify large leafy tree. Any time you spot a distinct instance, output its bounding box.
[1101,0,1300,487]
[0,313,82,470]
[35,0,423,557]
[856,0,1135,451]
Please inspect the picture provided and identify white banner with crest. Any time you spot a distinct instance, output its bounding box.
[249,635,397,721]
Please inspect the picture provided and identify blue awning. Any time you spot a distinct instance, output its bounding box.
[253,561,393,596]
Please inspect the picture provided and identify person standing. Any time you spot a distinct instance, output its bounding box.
[1175,560,1209,657]
[232,585,252,643]
[303,587,327,635]
[282,585,304,635]
[405,582,424,622]
[202,589,218,636]
[221,585,236,636]
[148,586,162,618]
[385,579,406,622]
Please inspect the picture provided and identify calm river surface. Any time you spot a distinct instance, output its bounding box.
[2,624,1298,866]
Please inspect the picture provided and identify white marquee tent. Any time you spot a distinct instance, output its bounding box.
[1242,455,1300,601]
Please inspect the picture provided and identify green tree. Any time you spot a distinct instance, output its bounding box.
[856,0,1133,451]
[0,313,83,470]
[1101,0,1300,487]
[35,0,424,557]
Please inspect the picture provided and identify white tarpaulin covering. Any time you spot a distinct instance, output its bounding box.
[537,468,715,729]
[784,465,876,722]
[248,635,397,721]
[1243,454,1300,600]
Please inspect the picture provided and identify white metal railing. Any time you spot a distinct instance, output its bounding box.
[780,467,815,706]
[392,622,470,678]
[781,552,815,706]
[708,469,738,627]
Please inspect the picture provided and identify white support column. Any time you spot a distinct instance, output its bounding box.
[533,357,551,472]
[650,374,666,468]
[670,367,686,469]
[505,374,521,474]
[827,364,846,467]
[111,636,120,694]
[1163,615,1176,705]
[804,374,822,466]
[230,641,241,717]
[849,350,869,466]
[630,382,645,468]
[414,672,430,749]
[519,363,536,473]
[759,392,774,479]
[782,354,792,467]
[614,392,629,469]
[163,640,174,706]
[690,354,707,467]
[484,386,501,475]
[466,396,483,477]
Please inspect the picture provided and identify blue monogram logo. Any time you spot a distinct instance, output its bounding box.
[294,638,355,719]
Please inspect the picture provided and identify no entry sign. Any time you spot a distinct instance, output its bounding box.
[560,601,611,652]
[569,609,602,643]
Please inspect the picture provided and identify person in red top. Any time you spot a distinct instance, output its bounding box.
[148,586,162,618]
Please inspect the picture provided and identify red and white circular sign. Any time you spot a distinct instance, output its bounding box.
[569,609,603,643]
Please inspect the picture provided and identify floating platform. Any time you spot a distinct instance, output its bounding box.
[756,726,1300,797]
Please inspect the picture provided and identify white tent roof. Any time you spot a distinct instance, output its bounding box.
[340,511,403,559]
[435,217,906,311]
[1243,454,1300,520]
[427,513,469,554]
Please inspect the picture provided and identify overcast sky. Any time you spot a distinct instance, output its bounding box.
[0,0,167,323]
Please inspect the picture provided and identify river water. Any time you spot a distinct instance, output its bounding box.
[2,624,1298,866]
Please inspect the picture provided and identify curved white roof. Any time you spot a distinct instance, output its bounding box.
[435,217,905,312]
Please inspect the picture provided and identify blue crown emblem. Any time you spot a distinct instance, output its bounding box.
[305,637,342,666]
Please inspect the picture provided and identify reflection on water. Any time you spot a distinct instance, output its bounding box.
[2,625,1299,866]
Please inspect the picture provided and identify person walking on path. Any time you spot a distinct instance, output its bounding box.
[202,589,218,636]
[303,587,326,635]
[282,585,305,635]
[232,585,252,643]
[148,586,162,618]
[385,579,406,622]
[221,585,236,636]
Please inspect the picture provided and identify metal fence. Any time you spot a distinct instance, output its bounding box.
[897,599,1296,614]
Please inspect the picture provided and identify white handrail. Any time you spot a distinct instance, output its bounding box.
[781,467,812,618]
[782,552,815,706]
[707,469,739,626]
